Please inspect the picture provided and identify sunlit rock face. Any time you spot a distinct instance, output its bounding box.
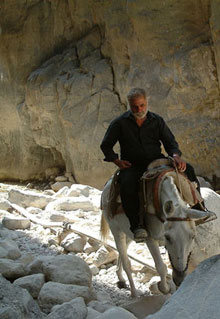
[0,0,219,188]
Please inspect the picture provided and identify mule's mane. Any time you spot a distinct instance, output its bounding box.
[162,176,186,209]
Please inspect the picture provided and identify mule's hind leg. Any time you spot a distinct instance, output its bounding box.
[146,237,170,294]
[112,230,138,297]
[116,237,132,289]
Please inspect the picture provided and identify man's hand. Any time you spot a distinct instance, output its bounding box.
[172,154,186,172]
[113,159,132,170]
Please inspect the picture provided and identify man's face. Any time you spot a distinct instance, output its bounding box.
[129,96,148,119]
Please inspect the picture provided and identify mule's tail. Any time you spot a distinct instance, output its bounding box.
[100,213,110,242]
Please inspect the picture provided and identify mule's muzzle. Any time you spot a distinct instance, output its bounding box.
[172,269,187,287]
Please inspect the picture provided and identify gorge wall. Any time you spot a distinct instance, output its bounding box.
[0,0,219,189]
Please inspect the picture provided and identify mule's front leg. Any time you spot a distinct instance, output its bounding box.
[146,238,170,294]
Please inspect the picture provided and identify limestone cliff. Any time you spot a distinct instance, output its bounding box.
[0,0,219,189]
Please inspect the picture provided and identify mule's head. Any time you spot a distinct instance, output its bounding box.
[163,199,213,286]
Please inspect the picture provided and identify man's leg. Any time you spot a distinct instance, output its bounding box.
[118,167,147,238]
[184,163,205,210]
[184,163,201,192]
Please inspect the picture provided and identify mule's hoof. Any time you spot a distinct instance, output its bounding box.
[158,281,171,295]
[117,281,128,289]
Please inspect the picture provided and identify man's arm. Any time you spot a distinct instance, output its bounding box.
[159,117,186,172]
[100,119,132,170]
[100,120,120,162]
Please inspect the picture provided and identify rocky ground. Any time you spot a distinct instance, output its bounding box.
[0,179,170,318]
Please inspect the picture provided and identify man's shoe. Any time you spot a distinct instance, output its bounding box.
[133,228,148,242]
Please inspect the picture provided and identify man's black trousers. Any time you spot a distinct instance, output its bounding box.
[118,163,200,232]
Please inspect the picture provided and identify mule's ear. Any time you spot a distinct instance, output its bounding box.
[163,200,174,216]
[186,208,216,221]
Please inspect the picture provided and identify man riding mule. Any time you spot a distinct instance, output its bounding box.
[100,88,216,296]
[100,87,205,241]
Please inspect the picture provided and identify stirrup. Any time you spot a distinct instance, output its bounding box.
[133,228,148,243]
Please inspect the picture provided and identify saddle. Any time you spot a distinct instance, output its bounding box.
[106,158,203,222]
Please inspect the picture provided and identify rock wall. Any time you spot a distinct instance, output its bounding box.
[0,0,219,189]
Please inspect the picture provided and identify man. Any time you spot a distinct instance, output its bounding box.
[100,87,200,241]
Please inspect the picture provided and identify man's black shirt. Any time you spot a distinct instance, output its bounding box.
[100,110,181,167]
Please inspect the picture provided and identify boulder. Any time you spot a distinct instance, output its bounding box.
[87,300,114,313]
[29,254,92,287]
[145,254,220,319]
[38,281,96,313]
[60,233,87,253]
[0,274,44,318]
[2,216,31,230]
[0,258,27,279]
[122,295,170,319]
[96,307,138,319]
[8,188,53,208]
[48,297,88,319]
[45,197,96,212]
[0,199,12,211]
[66,184,94,197]
[51,182,73,192]
[55,175,68,182]
[86,307,101,319]
[14,273,45,298]
[93,246,118,267]
[0,226,19,240]
[0,238,21,259]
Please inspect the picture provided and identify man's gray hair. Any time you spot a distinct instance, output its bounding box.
[127,88,146,101]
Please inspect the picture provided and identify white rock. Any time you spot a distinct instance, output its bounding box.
[0,258,27,279]
[0,274,44,318]
[61,233,87,253]
[0,227,20,240]
[93,246,118,267]
[28,255,55,274]
[89,265,99,276]
[14,273,45,298]
[26,207,43,214]
[17,253,35,268]
[0,238,21,259]
[55,175,68,182]
[96,306,138,318]
[145,255,220,319]
[8,188,53,208]
[29,254,92,287]
[86,307,101,319]
[51,182,73,192]
[67,184,91,197]
[38,281,96,313]
[87,300,114,313]
[48,297,88,319]
[0,199,12,211]
[44,189,55,196]
[53,186,70,197]
[45,196,96,212]
[122,295,170,319]
[148,276,161,295]
[2,216,31,230]
[84,242,100,254]
[96,291,112,303]
[49,211,68,222]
